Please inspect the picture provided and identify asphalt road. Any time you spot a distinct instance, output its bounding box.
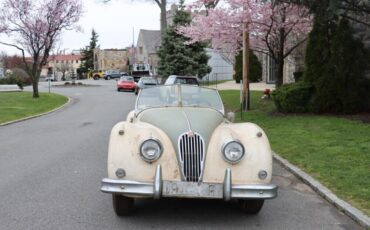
[0,80,362,230]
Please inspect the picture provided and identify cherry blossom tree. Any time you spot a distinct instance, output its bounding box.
[0,0,83,97]
[180,0,312,87]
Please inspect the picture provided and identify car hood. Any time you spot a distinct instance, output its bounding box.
[138,107,224,151]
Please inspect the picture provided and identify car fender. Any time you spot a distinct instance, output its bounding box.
[203,122,272,184]
[107,121,181,182]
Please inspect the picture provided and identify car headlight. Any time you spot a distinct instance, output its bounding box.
[222,141,245,164]
[139,139,163,162]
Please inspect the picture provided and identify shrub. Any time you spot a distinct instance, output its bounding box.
[234,50,262,83]
[0,74,24,89]
[12,68,32,86]
[272,81,313,113]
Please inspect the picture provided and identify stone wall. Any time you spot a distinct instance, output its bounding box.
[94,48,129,72]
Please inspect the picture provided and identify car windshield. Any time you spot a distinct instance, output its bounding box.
[142,78,157,84]
[120,76,134,81]
[175,77,198,85]
[136,85,224,115]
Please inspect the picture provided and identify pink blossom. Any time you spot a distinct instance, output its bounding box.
[179,0,313,57]
[0,0,83,97]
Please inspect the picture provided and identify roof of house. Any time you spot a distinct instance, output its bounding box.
[138,30,162,54]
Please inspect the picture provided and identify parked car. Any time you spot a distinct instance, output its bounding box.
[101,84,278,216]
[117,76,136,92]
[45,74,57,82]
[135,77,159,95]
[164,75,199,85]
[90,70,104,80]
[104,70,124,80]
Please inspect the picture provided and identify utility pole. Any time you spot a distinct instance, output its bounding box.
[242,23,250,111]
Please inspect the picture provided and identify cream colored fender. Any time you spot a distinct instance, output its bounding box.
[203,122,273,185]
[107,120,182,182]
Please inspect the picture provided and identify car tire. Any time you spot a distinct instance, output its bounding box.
[117,88,121,92]
[112,194,134,216]
[238,199,264,214]
[106,76,111,80]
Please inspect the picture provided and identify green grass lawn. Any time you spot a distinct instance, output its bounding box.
[0,92,68,124]
[199,80,229,87]
[220,90,370,216]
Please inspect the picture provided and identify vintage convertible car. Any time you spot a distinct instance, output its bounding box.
[101,84,278,216]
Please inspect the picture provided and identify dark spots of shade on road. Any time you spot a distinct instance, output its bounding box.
[81,122,93,127]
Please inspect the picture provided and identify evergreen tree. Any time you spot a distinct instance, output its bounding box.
[234,50,262,83]
[80,29,99,75]
[304,11,370,113]
[158,1,211,78]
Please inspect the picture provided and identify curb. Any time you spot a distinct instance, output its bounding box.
[273,152,370,229]
[0,97,71,127]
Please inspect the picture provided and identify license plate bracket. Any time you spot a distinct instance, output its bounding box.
[162,181,223,199]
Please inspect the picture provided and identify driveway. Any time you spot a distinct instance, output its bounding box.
[0,80,362,230]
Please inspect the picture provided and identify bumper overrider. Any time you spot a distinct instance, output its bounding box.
[101,165,278,201]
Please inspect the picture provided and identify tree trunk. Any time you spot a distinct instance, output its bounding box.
[32,79,39,98]
[160,0,167,37]
[31,65,42,98]
[276,58,284,88]
[276,28,285,88]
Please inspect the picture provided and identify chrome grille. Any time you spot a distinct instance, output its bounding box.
[178,132,205,182]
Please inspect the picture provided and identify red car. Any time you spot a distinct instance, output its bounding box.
[117,76,136,92]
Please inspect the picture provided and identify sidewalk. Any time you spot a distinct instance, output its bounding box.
[208,81,276,91]
[0,84,22,92]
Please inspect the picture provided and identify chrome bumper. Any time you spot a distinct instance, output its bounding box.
[101,165,278,201]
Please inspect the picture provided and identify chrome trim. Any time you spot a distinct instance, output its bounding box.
[101,167,278,200]
[223,168,232,201]
[139,138,163,162]
[101,178,154,197]
[153,165,162,199]
[178,132,205,182]
[231,184,278,199]
[221,140,245,164]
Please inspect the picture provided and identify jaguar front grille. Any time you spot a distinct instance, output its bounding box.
[178,132,205,182]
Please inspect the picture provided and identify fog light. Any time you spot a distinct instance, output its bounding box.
[258,170,268,180]
[115,168,126,178]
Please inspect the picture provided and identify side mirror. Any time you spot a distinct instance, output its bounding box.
[227,112,235,123]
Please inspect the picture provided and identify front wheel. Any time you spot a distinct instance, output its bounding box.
[93,75,99,80]
[112,195,134,216]
[238,199,264,214]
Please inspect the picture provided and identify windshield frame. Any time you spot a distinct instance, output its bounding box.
[135,84,225,116]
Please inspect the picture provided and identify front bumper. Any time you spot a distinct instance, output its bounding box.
[101,165,278,201]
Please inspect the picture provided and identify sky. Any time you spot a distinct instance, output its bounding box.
[0,0,161,55]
